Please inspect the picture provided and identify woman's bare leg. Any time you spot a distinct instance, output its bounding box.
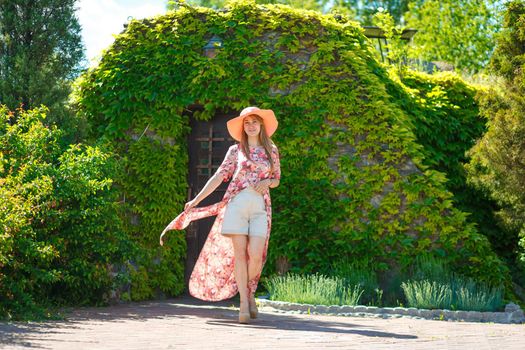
[247,236,266,310]
[230,235,249,313]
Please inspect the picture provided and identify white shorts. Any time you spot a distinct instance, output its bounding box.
[221,187,267,237]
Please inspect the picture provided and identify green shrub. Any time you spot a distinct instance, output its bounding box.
[401,280,453,310]
[410,254,452,283]
[402,254,503,311]
[0,106,135,319]
[386,70,509,268]
[451,278,503,312]
[466,1,525,296]
[331,258,383,306]
[402,276,503,311]
[264,273,364,306]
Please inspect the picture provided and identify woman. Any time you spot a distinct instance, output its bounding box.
[160,106,281,324]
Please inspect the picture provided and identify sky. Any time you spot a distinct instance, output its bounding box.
[76,0,167,65]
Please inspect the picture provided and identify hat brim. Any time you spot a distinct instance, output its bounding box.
[227,109,278,142]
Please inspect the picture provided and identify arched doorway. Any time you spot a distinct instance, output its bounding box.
[185,110,236,283]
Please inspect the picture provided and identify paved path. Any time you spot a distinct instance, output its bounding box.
[1,295,524,349]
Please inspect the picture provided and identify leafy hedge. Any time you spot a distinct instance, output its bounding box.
[0,106,134,319]
[385,70,511,265]
[74,1,511,300]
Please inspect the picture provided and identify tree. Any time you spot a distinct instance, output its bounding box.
[405,0,503,74]
[333,0,414,25]
[0,0,84,115]
[466,0,525,293]
[371,9,409,73]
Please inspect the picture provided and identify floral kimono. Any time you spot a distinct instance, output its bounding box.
[161,143,281,301]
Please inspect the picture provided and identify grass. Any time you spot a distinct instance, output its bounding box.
[401,280,453,309]
[401,277,503,311]
[331,258,384,306]
[402,255,503,311]
[452,278,503,312]
[264,273,364,306]
[264,256,504,312]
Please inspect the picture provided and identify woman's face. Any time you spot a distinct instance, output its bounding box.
[243,115,261,138]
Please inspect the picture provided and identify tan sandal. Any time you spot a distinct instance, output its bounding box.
[239,311,251,324]
[239,300,250,324]
[249,296,258,319]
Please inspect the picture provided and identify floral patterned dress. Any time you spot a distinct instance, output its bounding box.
[162,143,281,301]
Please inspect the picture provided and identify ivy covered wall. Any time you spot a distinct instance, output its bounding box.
[74,1,510,300]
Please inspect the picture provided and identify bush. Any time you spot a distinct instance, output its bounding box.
[401,255,503,311]
[401,277,503,311]
[0,106,135,319]
[331,258,383,306]
[410,254,451,283]
[401,280,453,310]
[452,278,503,312]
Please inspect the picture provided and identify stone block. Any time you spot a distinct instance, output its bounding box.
[393,307,408,315]
[455,311,468,321]
[466,311,483,322]
[365,306,379,313]
[510,310,525,324]
[504,303,521,313]
[314,305,328,313]
[417,309,432,318]
[339,306,356,313]
[327,305,343,314]
[354,305,368,313]
[406,307,419,316]
[380,307,396,314]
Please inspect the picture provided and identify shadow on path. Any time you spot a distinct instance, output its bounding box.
[0,295,417,348]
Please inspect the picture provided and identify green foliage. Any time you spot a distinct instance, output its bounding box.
[452,278,503,312]
[168,0,325,12]
[405,0,503,74]
[371,9,408,73]
[402,278,503,311]
[384,70,516,290]
[74,1,511,302]
[0,106,134,319]
[330,258,383,305]
[466,0,525,292]
[334,0,412,25]
[401,280,453,309]
[402,254,504,311]
[0,0,85,134]
[410,254,451,282]
[264,273,364,305]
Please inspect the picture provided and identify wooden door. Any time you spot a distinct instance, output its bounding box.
[185,112,236,284]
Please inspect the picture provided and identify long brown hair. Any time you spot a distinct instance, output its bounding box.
[239,114,275,174]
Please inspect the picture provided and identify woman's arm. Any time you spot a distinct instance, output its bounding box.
[253,178,279,194]
[186,145,238,210]
[185,173,224,210]
[254,145,280,193]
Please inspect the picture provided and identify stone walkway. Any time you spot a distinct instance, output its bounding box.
[1,295,524,349]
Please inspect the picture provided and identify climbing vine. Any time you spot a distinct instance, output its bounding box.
[74,0,511,300]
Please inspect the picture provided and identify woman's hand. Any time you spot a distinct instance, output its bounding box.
[184,198,200,211]
[254,179,272,194]
[160,230,167,246]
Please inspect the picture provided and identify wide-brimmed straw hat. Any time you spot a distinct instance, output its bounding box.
[227,107,278,142]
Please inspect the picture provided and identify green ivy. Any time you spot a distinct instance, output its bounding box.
[385,70,512,272]
[74,1,511,301]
